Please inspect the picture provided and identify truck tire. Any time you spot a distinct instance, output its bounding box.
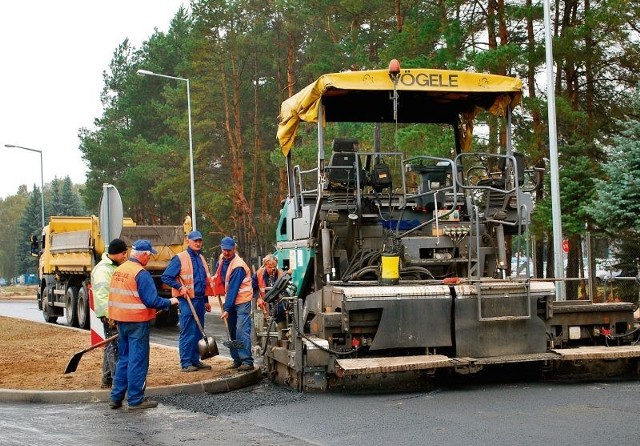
[167,308,179,326]
[40,286,58,324]
[42,303,58,324]
[153,307,179,327]
[65,286,80,327]
[77,285,90,329]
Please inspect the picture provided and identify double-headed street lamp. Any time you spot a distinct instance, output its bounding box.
[4,144,45,228]
[136,69,197,231]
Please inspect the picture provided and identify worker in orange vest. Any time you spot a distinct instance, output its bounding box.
[214,236,254,371]
[252,254,285,322]
[162,230,213,372]
[108,239,178,410]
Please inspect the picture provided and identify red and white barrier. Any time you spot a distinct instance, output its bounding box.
[88,284,105,345]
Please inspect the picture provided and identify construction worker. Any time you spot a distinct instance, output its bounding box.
[214,236,254,371]
[252,254,285,322]
[91,238,128,388]
[108,239,178,410]
[161,230,213,372]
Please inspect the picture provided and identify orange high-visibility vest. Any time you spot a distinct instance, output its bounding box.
[108,261,157,322]
[256,266,284,298]
[214,254,253,306]
[171,251,212,298]
[212,273,226,296]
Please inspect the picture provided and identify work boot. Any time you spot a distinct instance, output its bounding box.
[181,365,198,372]
[109,400,122,409]
[237,364,254,372]
[127,398,158,411]
[194,362,212,370]
[226,362,241,370]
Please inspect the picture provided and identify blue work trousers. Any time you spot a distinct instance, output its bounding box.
[178,297,206,368]
[227,301,253,366]
[111,321,150,406]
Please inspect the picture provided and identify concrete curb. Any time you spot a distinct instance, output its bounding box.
[0,368,262,404]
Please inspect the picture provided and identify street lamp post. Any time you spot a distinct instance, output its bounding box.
[543,0,565,300]
[136,69,196,231]
[4,144,45,228]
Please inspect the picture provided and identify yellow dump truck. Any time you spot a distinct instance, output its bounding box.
[32,215,191,328]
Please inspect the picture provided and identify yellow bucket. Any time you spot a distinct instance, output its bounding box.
[380,253,400,284]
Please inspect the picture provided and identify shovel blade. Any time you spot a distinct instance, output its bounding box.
[198,337,219,359]
[223,339,245,349]
[63,333,119,374]
[64,354,82,374]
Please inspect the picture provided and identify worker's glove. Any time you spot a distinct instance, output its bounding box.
[101,317,117,328]
[257,297,268,314]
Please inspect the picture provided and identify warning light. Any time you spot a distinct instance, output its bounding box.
[388,59,401,76]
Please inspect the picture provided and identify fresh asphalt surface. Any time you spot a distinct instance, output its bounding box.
[2,377,639,445]
[2,299,640,445]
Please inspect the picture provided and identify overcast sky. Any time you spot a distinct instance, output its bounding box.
[0,1,188,199]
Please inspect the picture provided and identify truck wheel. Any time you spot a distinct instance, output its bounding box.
[40,287,57,323]
[167,308,179,326]
[153,308,179,327]
[77,285,90,329]
[65,286,80,327]
[43,309,58,323]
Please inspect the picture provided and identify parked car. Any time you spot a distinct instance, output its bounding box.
[510,256,533,278]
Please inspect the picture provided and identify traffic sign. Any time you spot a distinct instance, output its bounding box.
[98,183,124,243]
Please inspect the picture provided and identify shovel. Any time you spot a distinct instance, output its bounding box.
[216,295,245,349]
[64,333,119,374]
[184,295,219,360]
[64,309,169,374]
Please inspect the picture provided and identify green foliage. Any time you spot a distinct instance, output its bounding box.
[558,149,598,236]
[473,43,527,74]
[49,177,86,217]
[79,13,196,225]
[0,187,29,279]
[588,88,640,238]
[74,0,640,258]
[16,185,42,276]
[533,143,601,238]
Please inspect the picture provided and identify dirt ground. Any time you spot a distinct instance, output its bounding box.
[0,293,239,390]
[0,285,37,298]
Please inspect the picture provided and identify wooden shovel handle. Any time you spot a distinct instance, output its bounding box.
[177,278,208,338]
[216,295,233,337]
[184,294,208,338]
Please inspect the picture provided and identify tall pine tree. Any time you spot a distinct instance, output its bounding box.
[49,176,85,216]
[0,186,29,280]
[15,185,42,279]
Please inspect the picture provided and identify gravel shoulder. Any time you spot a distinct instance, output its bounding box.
[0,315,238,390]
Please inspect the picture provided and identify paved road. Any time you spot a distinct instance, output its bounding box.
[1,379,639,445]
